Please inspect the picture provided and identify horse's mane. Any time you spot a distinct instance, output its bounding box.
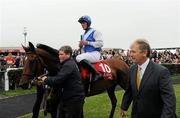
[36,43,59,57]
[36,43,60,75]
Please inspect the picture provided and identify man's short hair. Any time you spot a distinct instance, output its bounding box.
[59,45,73,56]
[134,39,151,57]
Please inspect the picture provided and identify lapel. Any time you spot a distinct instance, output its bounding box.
[138,61,153,92]
[131,65,138,93]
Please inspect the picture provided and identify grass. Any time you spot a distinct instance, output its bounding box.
[0,75,179,117]
[19,84,180,118]
[0,87,36,97]
[1,75,179,98]
[175,84,180,116]
[171,75,180,80]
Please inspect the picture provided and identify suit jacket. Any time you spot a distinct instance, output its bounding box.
[121,60,176,118]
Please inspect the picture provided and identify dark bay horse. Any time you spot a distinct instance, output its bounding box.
[19,42,60,118]
[19,42,129,118]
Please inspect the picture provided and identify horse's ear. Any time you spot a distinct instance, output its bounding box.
[21,44,29,52]
[36,43,40,47]
[21,42,35,53]
[28,42,35,52]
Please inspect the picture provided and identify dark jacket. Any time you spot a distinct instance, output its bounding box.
[45,58,85,103]
[121,60,176,118]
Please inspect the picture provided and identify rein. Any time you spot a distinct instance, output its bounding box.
[32,55,48,81]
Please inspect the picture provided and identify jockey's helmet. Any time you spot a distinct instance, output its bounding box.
[78,15,91,26]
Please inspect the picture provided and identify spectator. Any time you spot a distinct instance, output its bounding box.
[4,53,15,67]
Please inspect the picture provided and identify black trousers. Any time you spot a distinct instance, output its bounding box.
[57,100,84,118]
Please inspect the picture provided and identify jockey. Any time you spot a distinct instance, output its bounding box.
[76,15,103,81]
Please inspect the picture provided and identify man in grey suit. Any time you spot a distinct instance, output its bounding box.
[120,39,176,118]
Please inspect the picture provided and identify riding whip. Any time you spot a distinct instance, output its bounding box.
[79,35,83,54]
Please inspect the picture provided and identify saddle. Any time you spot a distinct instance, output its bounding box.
[80,60,113,81]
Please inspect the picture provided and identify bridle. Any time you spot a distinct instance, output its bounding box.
[22,52,48,81]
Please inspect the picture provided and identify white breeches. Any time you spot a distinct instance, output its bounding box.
[76,51,101,63]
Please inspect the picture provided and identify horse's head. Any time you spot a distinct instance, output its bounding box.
[19,42,45,89]
[19,42,60,89]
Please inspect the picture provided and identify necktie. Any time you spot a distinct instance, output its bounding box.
[136,66,142,90]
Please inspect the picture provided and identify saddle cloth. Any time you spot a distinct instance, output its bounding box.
[81,60,113,80]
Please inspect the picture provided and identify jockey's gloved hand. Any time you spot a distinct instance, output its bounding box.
[79,40,89,46]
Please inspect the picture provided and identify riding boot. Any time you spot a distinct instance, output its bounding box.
[80,59,101,81]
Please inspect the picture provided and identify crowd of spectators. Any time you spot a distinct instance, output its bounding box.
[151,49,180,64]
[101,48,180,66]
[0,48,179,71]
[0,52,25,71]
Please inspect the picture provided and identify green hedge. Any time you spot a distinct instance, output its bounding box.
[6,64,179,90]
[0,71,5,90]
[161,64,180,75]
[7,69,23,90]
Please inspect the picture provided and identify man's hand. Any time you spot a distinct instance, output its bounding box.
[36,76,47,86]
[79,41,89,47]
[120,109,127,118]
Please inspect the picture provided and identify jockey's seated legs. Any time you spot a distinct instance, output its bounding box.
[79,59,101,81]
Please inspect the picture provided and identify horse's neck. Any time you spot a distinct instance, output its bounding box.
[37,48,59,75]
[44,60,59,76]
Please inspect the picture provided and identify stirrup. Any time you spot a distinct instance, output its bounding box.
[91,72,101,82]
[88,73,92,93]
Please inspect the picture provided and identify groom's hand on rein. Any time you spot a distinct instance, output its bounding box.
[36,76,47,85]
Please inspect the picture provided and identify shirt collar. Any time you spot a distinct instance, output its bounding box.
[138,58,150,73]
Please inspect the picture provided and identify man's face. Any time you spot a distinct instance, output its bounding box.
[81,22,88,30]
[59,51,70,63]
[130,43,147,65]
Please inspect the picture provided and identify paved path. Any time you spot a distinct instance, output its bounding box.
[0,79,180,118]
[0,95,7,99]
[0,93,36,118]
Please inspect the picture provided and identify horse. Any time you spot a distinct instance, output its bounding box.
[19,42,60,118]
[19,42,129,118]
